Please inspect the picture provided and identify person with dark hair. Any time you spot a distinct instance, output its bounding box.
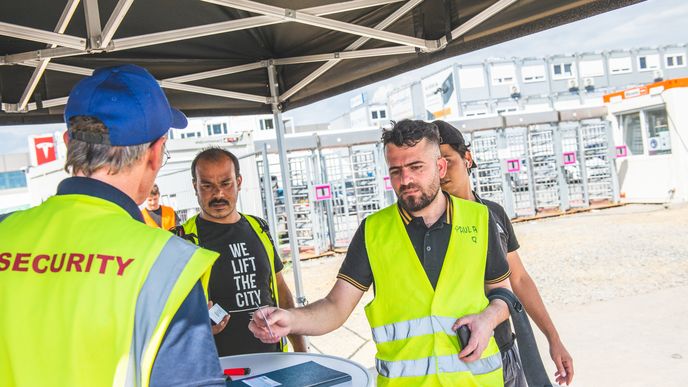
[249,119,512,386]
[142,183,181,229]
[0,64,224,386]
[434,120,574,386]
[178,147,307,356]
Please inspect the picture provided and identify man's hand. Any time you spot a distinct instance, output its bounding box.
[248,306,293,344]
[452,312,496,362]
[207,301,230,335]
[550,339,574,385]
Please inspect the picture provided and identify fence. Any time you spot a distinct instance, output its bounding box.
[255,119,620,255]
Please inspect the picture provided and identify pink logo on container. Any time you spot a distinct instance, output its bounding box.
[506,159,521,173]
[615,145,628,158]
[314,184,332,201]
[563,152,577,165]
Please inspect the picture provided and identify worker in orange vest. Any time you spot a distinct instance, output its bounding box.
[142,184,179,230]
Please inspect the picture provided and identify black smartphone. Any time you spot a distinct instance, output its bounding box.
[457,325,471,351]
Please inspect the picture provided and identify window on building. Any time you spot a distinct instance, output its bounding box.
[666,53,686,68]
[609,56,632,74]
[491,64,515,85]
[458,67,485,89]
[620,112,643,155]
[260,118,275,131]
[645,108,671,156]
[552,62,575,79]
[579,59,604,77]
[0,171,27,190]
[380,110,386,119]
[465,110,487,117]
[207,123,225,136]
[371,111,378,119]
[521,64,546,83]
[637,54,660,71]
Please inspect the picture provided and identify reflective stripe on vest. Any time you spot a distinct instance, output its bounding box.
[123,236,201,386]
[377,352,503,379]
[371,315,457,343]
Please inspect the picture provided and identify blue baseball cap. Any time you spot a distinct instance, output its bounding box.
[64,64,187,146]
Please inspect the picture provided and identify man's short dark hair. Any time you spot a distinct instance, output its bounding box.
[191,147,240,181]
[381,119,441,148]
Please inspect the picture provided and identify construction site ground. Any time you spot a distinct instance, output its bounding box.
[281,203,688,387]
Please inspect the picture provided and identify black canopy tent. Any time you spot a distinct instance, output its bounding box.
[0,0,643,302]
[0,0,643,123]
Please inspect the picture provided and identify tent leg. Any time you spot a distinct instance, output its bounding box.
[267,64,307,306]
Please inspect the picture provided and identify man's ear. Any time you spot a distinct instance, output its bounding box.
[465,150,474,169]
[148,137,166,170]
[437,156,448,179]
[237,174,243,191]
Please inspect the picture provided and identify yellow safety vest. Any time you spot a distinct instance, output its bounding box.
[0,194,218,387]
[182,214,287,351]
[364,195,503,387]
[141,205,176,230]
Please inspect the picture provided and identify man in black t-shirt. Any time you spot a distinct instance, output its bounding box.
[181,147,306,356]
[435,120,574,386]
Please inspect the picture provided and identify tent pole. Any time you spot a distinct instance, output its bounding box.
[267,64,307,306]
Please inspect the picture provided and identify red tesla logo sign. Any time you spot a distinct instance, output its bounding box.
[32,135,57,165]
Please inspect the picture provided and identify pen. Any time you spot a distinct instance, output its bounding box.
[257,306,275,339]
[224,368,251,376]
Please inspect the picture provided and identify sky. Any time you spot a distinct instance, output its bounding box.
[2,0,688,155]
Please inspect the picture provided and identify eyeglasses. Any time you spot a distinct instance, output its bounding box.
[162,145,170,167]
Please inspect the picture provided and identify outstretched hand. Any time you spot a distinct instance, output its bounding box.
[248,306,293,344]
[207,301,230,335]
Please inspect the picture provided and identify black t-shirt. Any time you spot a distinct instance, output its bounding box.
[337,192,510,292]
[475,193,520,253]
[475,192,520,351]
[195,214,284,356]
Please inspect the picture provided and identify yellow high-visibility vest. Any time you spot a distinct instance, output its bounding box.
[0,194,218,387]
[364,195,503,387]
[182,214,287,351]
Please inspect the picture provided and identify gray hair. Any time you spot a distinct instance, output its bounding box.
[64,116,149,176]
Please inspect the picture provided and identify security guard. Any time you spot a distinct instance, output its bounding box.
[0,65,224,387]
[249,120,512,386]
[177,147,306,356]
[142,184,180,229]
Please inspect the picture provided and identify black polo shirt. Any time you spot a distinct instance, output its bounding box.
[338,192,510,291]
[474,191,520,352]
